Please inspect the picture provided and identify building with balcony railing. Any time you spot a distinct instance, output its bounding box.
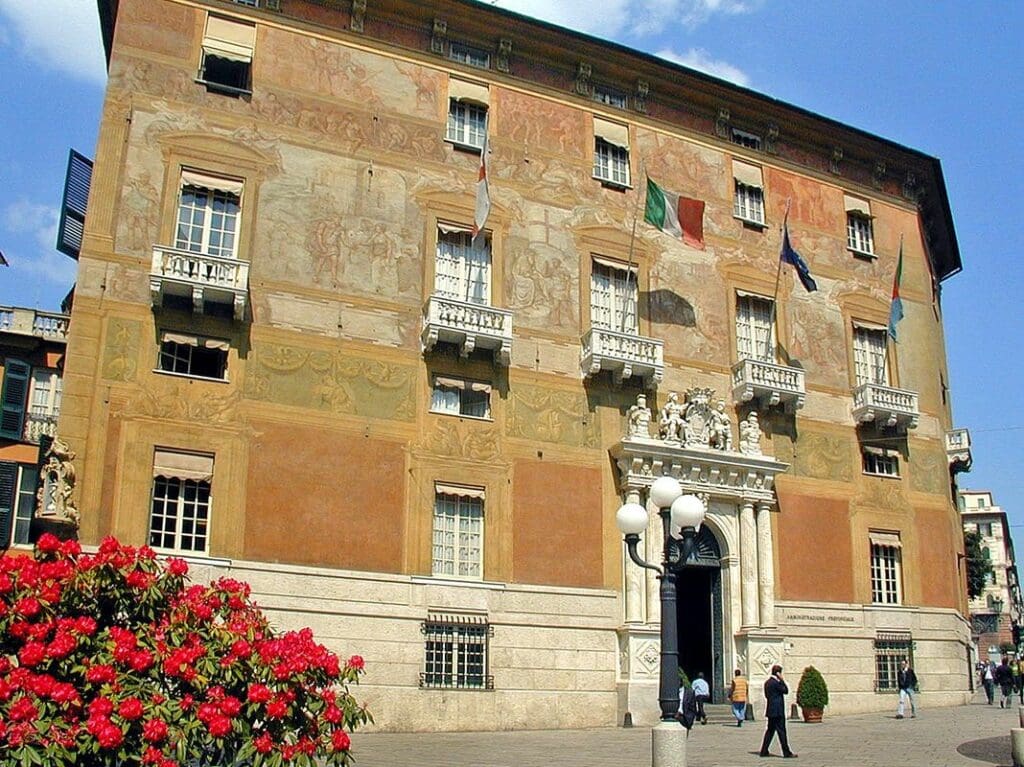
[59,0,971,731]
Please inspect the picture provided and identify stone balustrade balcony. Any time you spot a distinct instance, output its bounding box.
[421,294,513,365]
[0,307,70,341]
[731,358,805,410]
[24,408,58,444]
[149,245,249,321]
[580,327,663,385]
[852,382,919,429]
[946,427,972,472]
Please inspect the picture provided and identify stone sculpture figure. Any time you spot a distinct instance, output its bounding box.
[708,400,733,451]
[659,391,687,443]
[739,411,763,456]
[627,393,653,438]
[38,437,80,526]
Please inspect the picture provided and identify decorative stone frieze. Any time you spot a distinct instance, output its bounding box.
[634,80,649,113]
[350,0,366,32]
[873,160,887,190]
[830,146,844,175]
[715,108,731,140]
[38,437,79,527]
[574,62,592,97]
[496,38,512,73]
[765,123,779,154]
[431,18,447,55]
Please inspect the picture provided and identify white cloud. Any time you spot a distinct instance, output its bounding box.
[655,47,751,87]
[0,0,106,85]
[1,201,76,295]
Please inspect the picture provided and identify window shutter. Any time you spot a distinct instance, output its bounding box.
[0,360,30,439]
[0,460,18,548]
[56,149,93,259]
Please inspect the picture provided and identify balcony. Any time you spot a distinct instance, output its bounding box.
[421,295,513,365]
[149,245,249,321]
[580,327,663,385]
[0,307,69,342]
[24,408,58,444]
[731,358,805,410]
[852,382,919,430]
[946,428,973,473]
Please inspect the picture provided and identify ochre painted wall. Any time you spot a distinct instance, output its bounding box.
[915,505,962,610]
[512,460,604,588]
[775,489,855,603]
[244,420,406,572]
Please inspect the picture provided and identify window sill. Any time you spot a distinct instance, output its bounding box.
[195,78,252,98]
[429,409,493,422]
[446,138,484,154]
[412,575,507,590]
[863,471,901,480]
[593,176,632,191]
[849,248,877,261]
[154,369,230,384]
[734,215,767,230]
[153,550,232,568]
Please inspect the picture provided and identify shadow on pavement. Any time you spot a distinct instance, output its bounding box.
[957,734,1010,766]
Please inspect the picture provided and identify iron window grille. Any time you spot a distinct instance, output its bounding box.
[420,614,493,690]
[874,632,913,693]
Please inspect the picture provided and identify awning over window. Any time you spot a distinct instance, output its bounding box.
[180,169,244,196]
[863,445,899,458]
[449,77,490,106]
[869,530,902,548]
[844,194,872,218]
[435,482,485,500]
[733,160,763,188]
[853,320,888,333]
[153,449,214,482]
[735,288,772,301]
[433,376,491,393]
[437,221,474,236]
[161,331,230,351]
[592,254,638,273]
[203,15,256,63]
[594,116,629,149]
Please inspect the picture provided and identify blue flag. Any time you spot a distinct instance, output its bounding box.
[780,222,817,293]
[888,240,904,341]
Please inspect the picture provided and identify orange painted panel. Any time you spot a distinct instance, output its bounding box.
[512,461,604,588]
[775,491,855,603]
[245,421,405,572]
[915,506,960,609]
[117,0,197,62]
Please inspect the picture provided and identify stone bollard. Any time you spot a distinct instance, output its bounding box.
[1020,706,1024,729]
[1013,728,1024,767]
[652,720,688,767]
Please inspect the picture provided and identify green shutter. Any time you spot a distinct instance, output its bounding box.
[0,360,30,440]
[0,460,18,548]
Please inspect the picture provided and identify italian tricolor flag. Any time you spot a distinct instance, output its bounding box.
[644,176,705,249]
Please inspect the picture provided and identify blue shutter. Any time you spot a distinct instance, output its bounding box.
[0,360,30,440]
[56,149,94,259]
[0,460,18,548]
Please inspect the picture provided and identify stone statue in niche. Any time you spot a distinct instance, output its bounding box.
[38,437,79,526]
[627,393,652,438]
[739,411,763,456]
[659,391,687,443]
[708,400,733,451]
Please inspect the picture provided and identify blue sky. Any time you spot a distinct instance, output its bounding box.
[1,1,1021,532]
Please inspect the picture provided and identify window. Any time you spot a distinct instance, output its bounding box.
[590,257,637,333]
[733,161,765,225]
[593,117,630,187]
[176,171,243,259]
[448,42,490,69]
[432,484,484,579]
[420,614,493,689]
[853,325,889,385]
[593,85,627,109]
[233,0,259,6]
[977,497,987,509]
[845,195,874,256]
[431,376,491,418]
[446,78,489,150]
[979,522,993,537]
[149,449,213,554]
[158,333,229,380]
[735,293,774,362]
[862,447,900,477]
[434,226,491,305]
[870,531,902,605]
[731,128,762,150]
[199,15,255,95]
[12,465,39,545]
[24,368,61,443]
[0,359,30,440]
[874,633,912,692]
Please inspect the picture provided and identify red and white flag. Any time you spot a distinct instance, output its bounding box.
[472,129,490,243]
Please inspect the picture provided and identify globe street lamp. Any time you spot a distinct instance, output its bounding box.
[616,475,707,767]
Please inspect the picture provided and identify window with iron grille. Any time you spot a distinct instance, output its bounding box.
[874,633,912,692]
[420,615,493,690]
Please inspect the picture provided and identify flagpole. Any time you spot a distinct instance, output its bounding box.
[770,198,792,328]
[619,161,646,334]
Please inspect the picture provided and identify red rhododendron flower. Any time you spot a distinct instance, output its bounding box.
[142,718,168,743]
[14,597,41,618]
[19,641,46,667]
[36,533,62,553]
[266,698,288,718]
[167,558,189,576]
[207,715,232,738]
[220,696,242,717]
[254,732,274,754]
[247,683,272,703]
[119,697,144,720]
[348,654,365,671]
[332,730,351,751]
[9,697,39,722]
[86,665,117,684]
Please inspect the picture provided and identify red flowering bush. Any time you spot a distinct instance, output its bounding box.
[0,535,370,766]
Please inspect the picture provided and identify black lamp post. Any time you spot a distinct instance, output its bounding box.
[616,476,707,764]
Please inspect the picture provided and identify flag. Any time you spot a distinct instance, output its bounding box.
[888,240,905,341]
[644,176,704,249]
[780,219,817,292]
[471,128,490,243]
[0,251,7,267]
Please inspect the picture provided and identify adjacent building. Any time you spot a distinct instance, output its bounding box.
[55,0,972,729]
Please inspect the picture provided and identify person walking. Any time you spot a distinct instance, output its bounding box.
[982,662,995,705]
[896,659,918,719]
[678,681,698,733]
[691,672,710,725]
[728,669,749,727]
[760,665,797,759]
[997,656,1014,709]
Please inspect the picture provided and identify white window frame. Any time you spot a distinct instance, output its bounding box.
[431,376,491,419]
[434,226,491,305]
[431,485,484,579]
[590,258,638,333]
[175,172,242,259]
[149,450,214,555]
[853,325,889,386]
[733,181,765,225]
[12,465,39,546]
[731,128,762,150]
[448,42,490,69]
[870,533,902,605]
[847,213,874,256]
[735,293,775,363]
[446,99,488,150]
[157,333,230,381]
[593,85,627,109]
[862,447,900,478]
[593,138,630,187]
[29,369,62,418]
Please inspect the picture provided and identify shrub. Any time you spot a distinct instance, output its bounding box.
[796,665,829,709]
[0,534,370,767]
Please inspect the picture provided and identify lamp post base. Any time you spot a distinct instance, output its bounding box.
[652,720,687,767]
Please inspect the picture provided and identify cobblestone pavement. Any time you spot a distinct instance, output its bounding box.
[354,693,1022,767]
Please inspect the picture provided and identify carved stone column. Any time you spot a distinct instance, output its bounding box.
[740,501,759,629]
[623,489,645,624]
[645,496,660,625]
[756,502,776,628]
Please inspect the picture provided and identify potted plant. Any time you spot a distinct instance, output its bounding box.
[796,665,829,722]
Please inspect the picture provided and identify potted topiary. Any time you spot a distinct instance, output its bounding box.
[796,665,829,722]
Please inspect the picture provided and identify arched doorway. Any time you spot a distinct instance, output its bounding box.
[675,526,724,701]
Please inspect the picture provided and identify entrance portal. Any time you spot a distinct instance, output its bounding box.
[674,527,724,701]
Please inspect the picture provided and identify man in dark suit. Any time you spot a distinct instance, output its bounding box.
[760,664,797,758]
